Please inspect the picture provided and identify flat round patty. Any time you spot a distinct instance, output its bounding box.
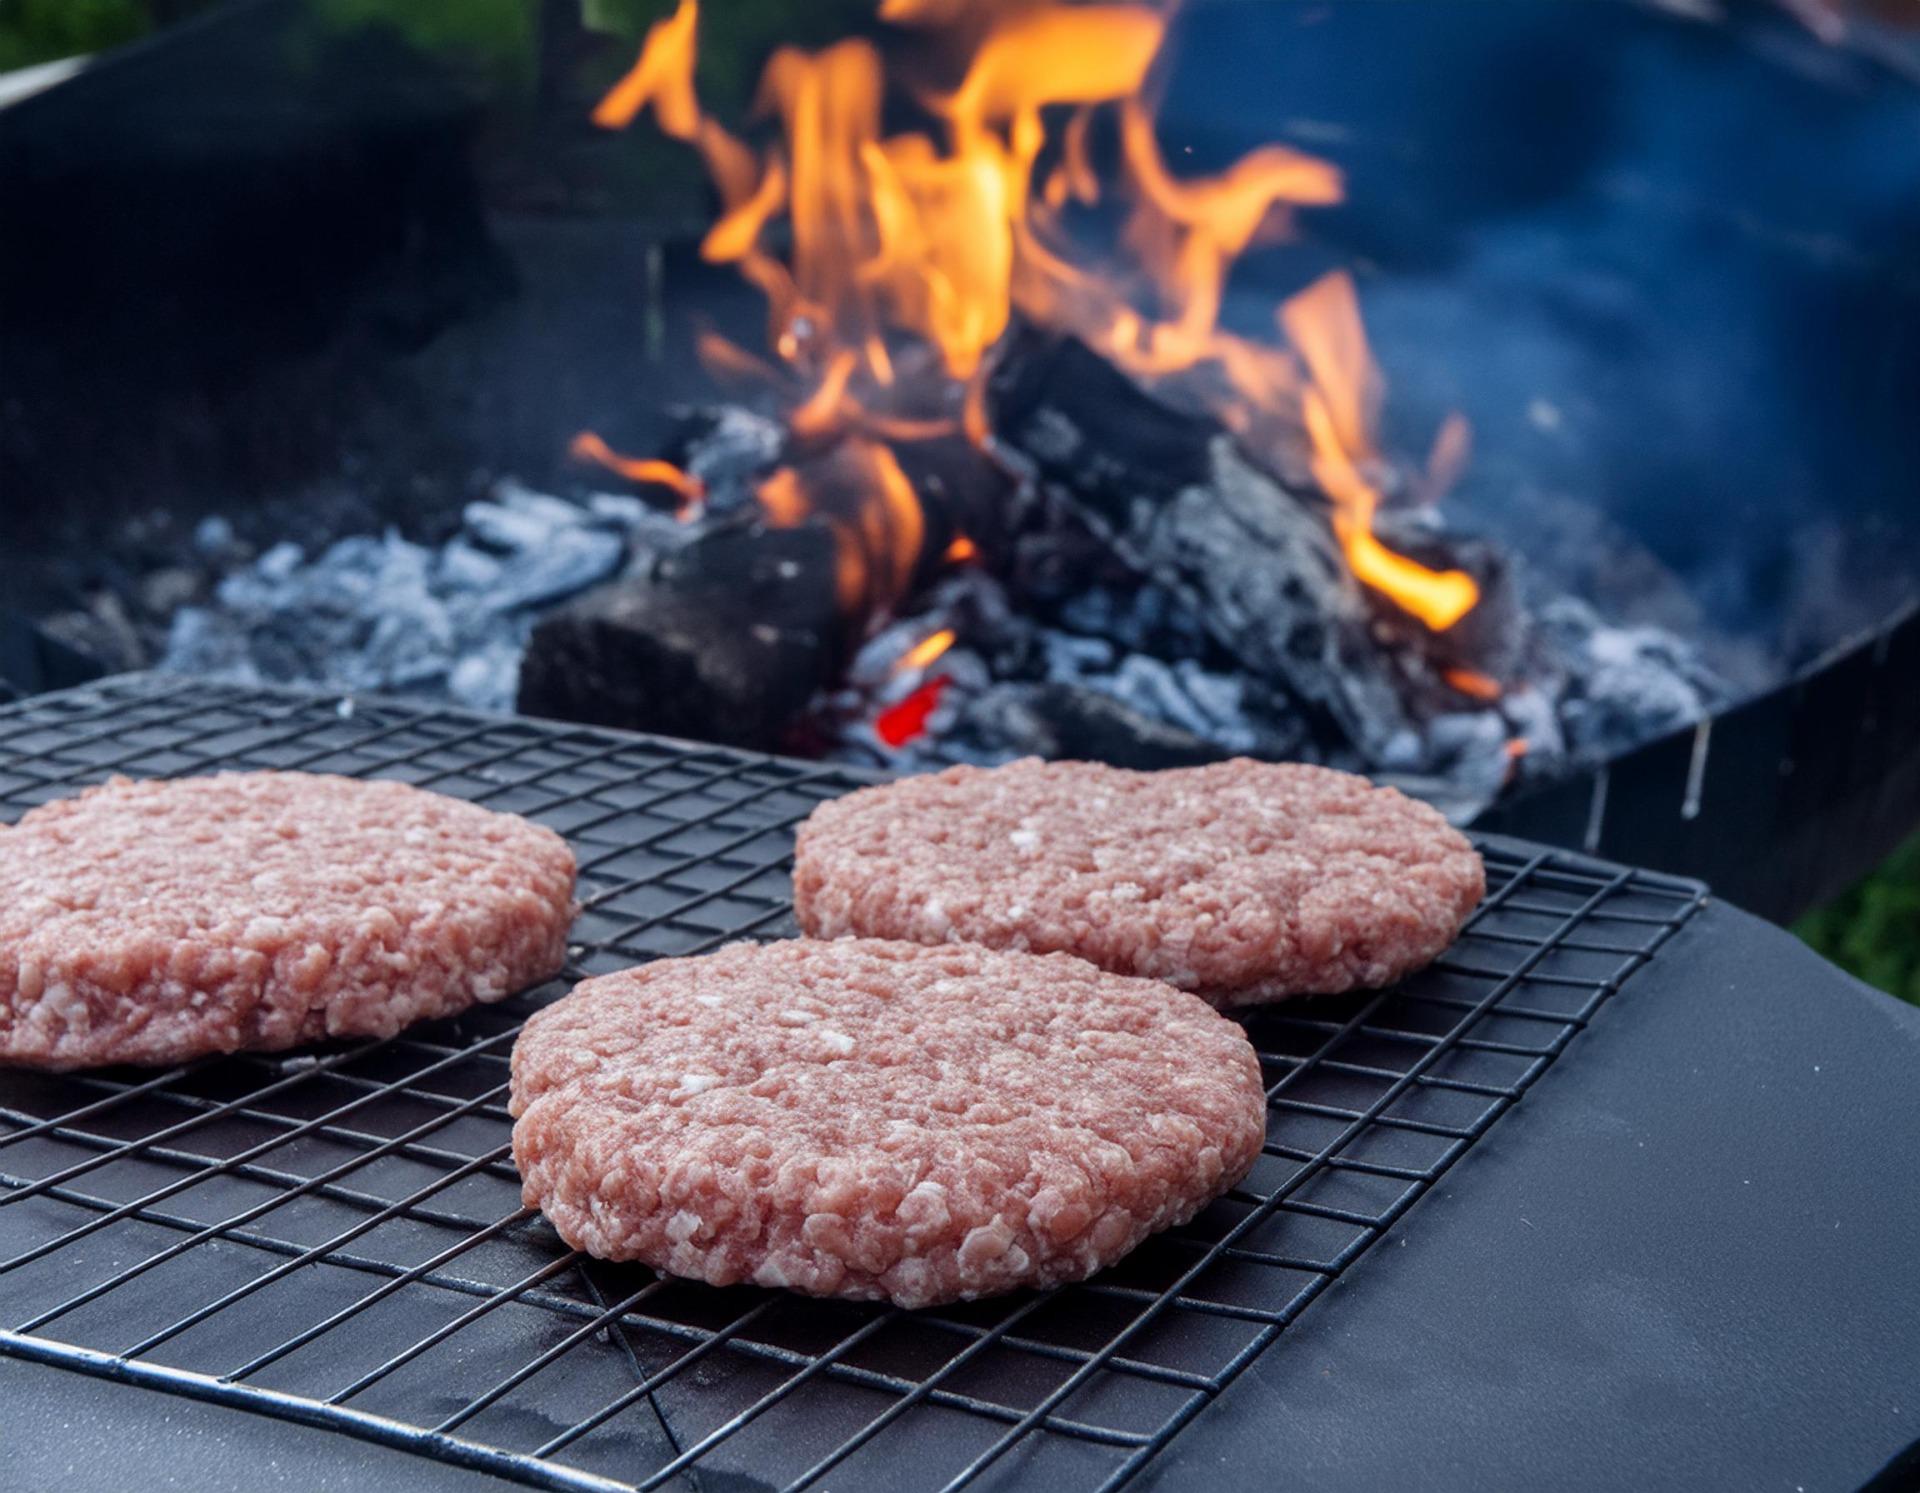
[794,758,1483,1006]
[0,772,576,1070]
[511,939,1266,1307]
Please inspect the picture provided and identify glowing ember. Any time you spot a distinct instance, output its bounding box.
[897,627,957,673]
[875,675,951,747]
[1443,667,1503,703]
[569,432,706,511]
[593,0,1481,637]
[1505,737,1530,760]
[944,535,979,564]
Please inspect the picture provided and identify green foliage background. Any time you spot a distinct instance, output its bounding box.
[0,0,152,71]
[312,0,536,87]
[1795,830,1920,1006]
[3,0,878,111]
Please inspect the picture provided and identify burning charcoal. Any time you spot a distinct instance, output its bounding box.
[0,611,105,701]
[1040,631,1121,678]
[822,561,1310,766]
[463,484,592,551]
[476,527,624,614]
[1369,516,1526,683]
[668,407,785,512]
[1383,711,1517,823]
[448,637,528,712]
[361,607,459,692]
[256,541,305,583]
[517,519,848,751]
[1108,656,1268,753]
[889,435,1024,571]
[42,594,148,676]
[585,493,701,559]
[1053,583,1215,661]
[1538,597,1726,762]
[159,486,648,715]
[192,515,236,555]
[437,538,506,592]
[1491,685,1567,787]
[946,682,1234,771]
[587,493,649,526]
[991,327,1418,760]
[134,568,204,627]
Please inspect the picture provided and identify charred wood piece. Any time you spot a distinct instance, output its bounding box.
[988,327,1422,760]
[517,517,849,751]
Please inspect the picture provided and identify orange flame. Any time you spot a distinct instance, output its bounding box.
[898,626,957,672]
[790,348,861,438]
[693,329,776,386]
[594,0,1343,413]
[753,439,925,615]
[592,0,699,133]
[938,7,1163,125]
[593,1,1480,637]
[569,431,706,510]
[1423,410,1473,505]
[1282,273,1479,631]
[755,467,811,528]
[944,534,978,563]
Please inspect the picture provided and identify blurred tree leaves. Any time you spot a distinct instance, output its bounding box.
[1796,830,1920,1006]
[0,0,889,236]
[311,0,536,91]
[2,0,880,112]
[579,0,662,39]
[0,0,149,71]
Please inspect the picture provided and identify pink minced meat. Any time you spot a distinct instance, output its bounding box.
[794,758,1484,1006]
[0,772,576,1070]
[510,939,1267,1308]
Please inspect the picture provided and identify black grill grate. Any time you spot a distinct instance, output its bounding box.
[0,675,1705,1493]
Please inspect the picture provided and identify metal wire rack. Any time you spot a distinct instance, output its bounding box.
[0,674,1706,1493]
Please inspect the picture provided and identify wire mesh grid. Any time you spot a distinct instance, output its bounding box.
[0,674,1705,1493]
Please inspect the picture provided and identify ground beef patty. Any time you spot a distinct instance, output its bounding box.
[794,758,1483,1006]
[0,772,576,1070]
[511,939,1266,1307]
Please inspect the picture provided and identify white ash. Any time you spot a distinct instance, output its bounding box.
[1538,596,1723,757]
[161,479,689,712]
[681,407,785,507]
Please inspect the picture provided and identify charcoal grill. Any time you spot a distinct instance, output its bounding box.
[0,673,1899,1493]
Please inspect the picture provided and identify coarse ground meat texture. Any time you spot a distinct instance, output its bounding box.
[510,939,1266,1308]
[0,772,576,1070]
[793,758,1484,1006]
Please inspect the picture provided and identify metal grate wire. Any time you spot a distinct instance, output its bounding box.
[0,675,1706,1493]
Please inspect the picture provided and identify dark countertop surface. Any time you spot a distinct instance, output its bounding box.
[7,900,1920,1492]
[1136,899,1920,1493]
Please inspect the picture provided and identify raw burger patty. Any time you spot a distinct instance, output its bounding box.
[510,938,1266,1308]
[0,772,576,1070]
[794,758,1484,1006]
